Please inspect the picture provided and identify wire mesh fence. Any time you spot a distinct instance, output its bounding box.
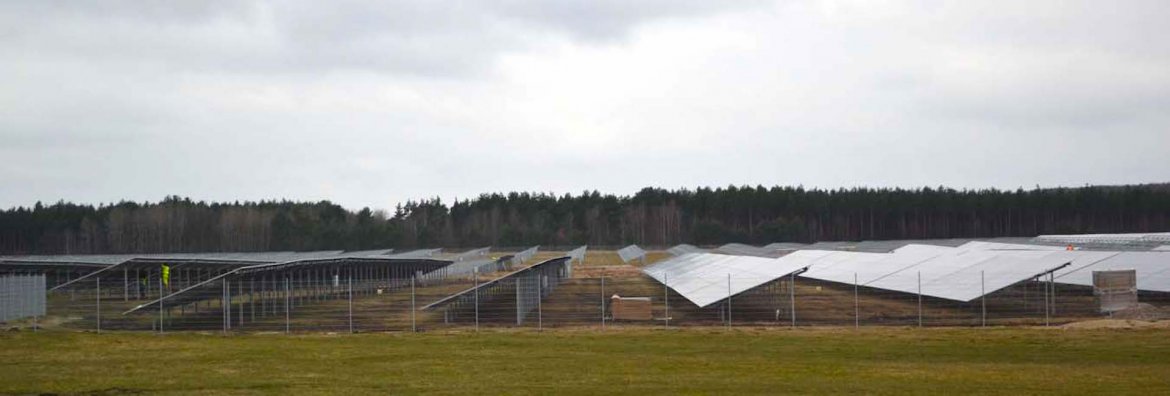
[8,270,1166,333]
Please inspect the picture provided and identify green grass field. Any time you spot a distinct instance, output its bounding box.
[2,327,1168,395]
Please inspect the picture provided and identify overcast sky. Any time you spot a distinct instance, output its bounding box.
[2,0,1168,210]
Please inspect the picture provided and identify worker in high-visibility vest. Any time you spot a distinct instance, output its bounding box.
[161,264,171,288]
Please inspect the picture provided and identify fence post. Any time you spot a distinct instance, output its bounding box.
[226,277,232,331]
[981,271,986,328]
[917,271,922,328]
[96,277,102,333]
[411,276,417,333]
[348,273,354,334]
[538,274,543,332]
[1054,272,1059,318]
[474,268,479,333]
[284,277,290,334]
[222,280,227,335]
[32,279,38,332]
[726,274,731,329]
[159,277,165,334]
[1048,271,1057,325]
[600,276,606,330]
[853,273,858,329]
[664,273,670,329]
[789,272,796,329]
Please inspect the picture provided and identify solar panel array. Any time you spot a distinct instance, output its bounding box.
[706,240,1170,302]
[642,253,810,308]
[616,245,647,264]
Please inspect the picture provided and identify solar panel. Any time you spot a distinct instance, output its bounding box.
[453,247,491,261]
[666,244,705,256]
[642,253,810,308]
[955,241,1065,251]
[390,249,442,259]
[511,246,539,266]
[340,249,395,257]
[1034,232,1170,247]
[1052,252,1170,292]
[441,258,500,277]
[715,243,786,258]
[801,246,947,286]
[617,245,647,264]
[762,242,807,251]
[565,245,587,267]
[918,251,1089,301]
[421,256,571,314]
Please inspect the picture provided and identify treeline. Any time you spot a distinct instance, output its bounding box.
[2,185,1169,255]
[0,197,399,254]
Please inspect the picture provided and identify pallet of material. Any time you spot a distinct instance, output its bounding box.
[611,295,652,320]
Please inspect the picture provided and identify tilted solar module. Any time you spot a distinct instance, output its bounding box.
[642,253,810,308]
[566,246,587,264]
[1052,252,1170,292]
[715,243,786,258]
[666,244,706,256]
[453,247,491,261]
[617,245,647,264]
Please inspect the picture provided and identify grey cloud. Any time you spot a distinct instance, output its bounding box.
[0,1,1168,210]
[0,0,764,77]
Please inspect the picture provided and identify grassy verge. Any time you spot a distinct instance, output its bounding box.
[1,327,1168,395]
